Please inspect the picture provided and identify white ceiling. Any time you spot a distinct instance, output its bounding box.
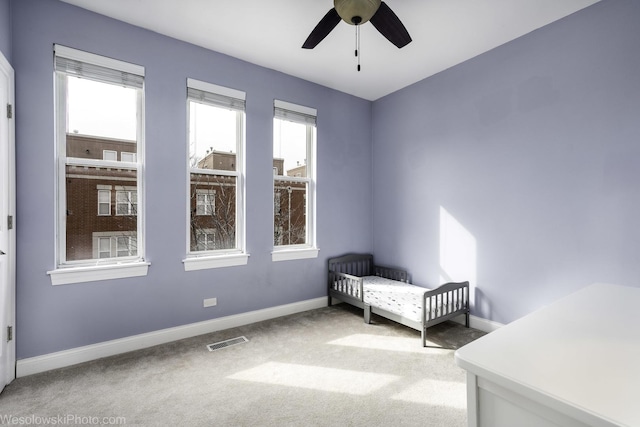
[60,0,600,101]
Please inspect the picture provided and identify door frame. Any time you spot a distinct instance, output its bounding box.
[0,50,16,392]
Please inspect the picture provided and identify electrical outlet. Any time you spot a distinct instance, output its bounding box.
[203,297,217,308]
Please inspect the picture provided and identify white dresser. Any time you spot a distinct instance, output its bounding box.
[455,283,640,427]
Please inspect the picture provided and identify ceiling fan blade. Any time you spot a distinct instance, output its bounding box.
[302,8,342,49]
[369,2,412,48]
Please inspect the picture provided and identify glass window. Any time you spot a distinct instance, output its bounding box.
[97,189,111,216]
[273,101,316,251]
[121,152,136,163]
[55,45,144,266]
[187,79,245,256]
[116,190,137,216]
[103,150,117,161]
[196,190,216,216]
[117,236,136,257]
[98,237,111,259]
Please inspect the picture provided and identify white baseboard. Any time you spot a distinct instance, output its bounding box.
[451,314,504,333]
[17,297,327,377]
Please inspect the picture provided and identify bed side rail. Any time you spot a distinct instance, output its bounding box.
[422,281,470,324]
[328,271,364,300]
[374,265,410,283]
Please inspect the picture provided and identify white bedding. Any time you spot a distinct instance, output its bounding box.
[362,276,429,323]
[330,275,459,323]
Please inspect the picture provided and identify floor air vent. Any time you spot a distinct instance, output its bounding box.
[207,336,249,352]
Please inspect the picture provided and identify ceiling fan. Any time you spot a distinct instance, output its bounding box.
[302,0,412,50]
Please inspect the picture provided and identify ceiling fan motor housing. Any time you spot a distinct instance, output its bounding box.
[334,0,382,25]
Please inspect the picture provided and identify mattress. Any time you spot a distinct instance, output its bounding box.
[362,276,429,323]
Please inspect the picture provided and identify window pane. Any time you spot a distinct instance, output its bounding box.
[67,76,137,141]
[103,150,117,161]
[274,180,307,246]
[190,173,236,251]
[273,112,313,248]
[98,237,111,258]
[195,231,216,251]
[116,236,136,257]
[98,190,110,216]
[273,119,308,177]
[121,152,136,163]
[189,101,237,171]
[66,167,137,261]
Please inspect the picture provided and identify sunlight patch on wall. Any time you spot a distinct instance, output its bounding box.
[227,361,399,395]
[328,334,447,354]
[392,379,466,408]
[440,206,477,286]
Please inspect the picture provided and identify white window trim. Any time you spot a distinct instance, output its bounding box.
[195,189,216,216]
[97,189,111,216]
[121,152,136,163]
[184,78,248,270]
[91,231,138,259]
[272,247,319,262]
[272,100,318,262]
[102,150,117,161]
[51,45,147,285]
[115,189,137,216]
[47,262,150,286]
[183,253,249,271]
[116,235,137,257]
[98,236,111,258]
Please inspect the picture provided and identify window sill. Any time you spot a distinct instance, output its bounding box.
[183,253,249,271]
[272,247,319,262]
[47,261,150,286]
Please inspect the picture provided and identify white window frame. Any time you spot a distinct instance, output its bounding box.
[98,237,111,258]
[91,231,138,259]
[195,189,216,216]
[116,235,137,257]
[183,78,248,271]
[47,45,148,286]
[121,152,136,163]
[272,100,318,262]
[194,229,217,252]
[116,188,137,216]
[97,188,111,216]
[102,150,117,161]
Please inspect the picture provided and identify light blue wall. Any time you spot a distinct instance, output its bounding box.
[0,0,10,61]
[12,0,373,359]
[371,0,640,324]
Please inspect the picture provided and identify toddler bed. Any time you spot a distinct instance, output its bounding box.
[328,253,470,347]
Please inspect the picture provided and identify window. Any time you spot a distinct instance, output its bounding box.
[116,236,137,257]
[97,189,111,216]
[272,100,318,261]
[274,192,281,215]
[98,237,111,258]
[184,78,248,271]
[196,190,215,216]
[49,45,148,285]
[116,189,137,216]
[92,232,137,259]
[195,229,216,251]
[121,152,136,163]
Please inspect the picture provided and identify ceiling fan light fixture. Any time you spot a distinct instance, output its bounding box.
[334,0,381,25]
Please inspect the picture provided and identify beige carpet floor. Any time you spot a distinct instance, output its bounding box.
[0,304,485,426]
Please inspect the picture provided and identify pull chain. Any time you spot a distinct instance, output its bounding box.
[355,24,361,71]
